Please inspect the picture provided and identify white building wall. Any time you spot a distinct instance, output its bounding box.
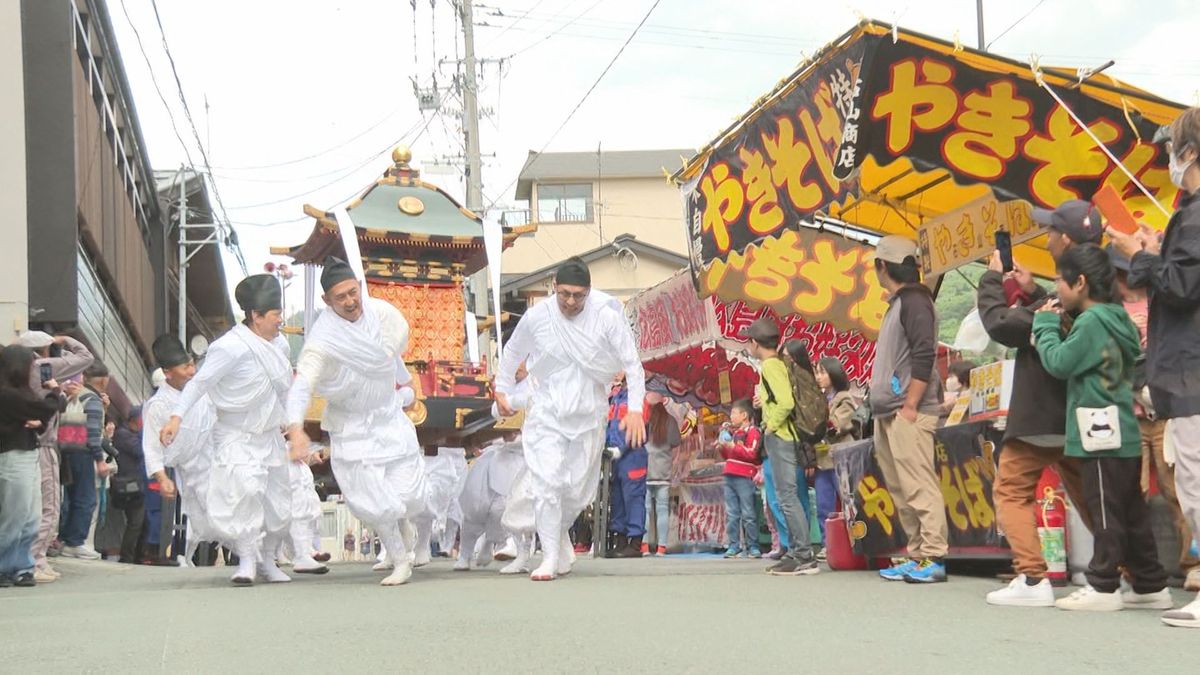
[0,0,28,341]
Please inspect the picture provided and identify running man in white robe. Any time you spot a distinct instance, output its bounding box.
[142,335,217,567]
[414,447,467,566]
[456,434,527,572]
[280,451,329,574]
[285,257,427,587]
[160,274,294,585]
[494,258,646,581]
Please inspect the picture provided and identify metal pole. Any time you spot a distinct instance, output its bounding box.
[976,0,986,50]
[177,167,188,344]
[458,0,490,363]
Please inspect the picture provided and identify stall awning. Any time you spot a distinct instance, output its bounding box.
[675,20,1187,304]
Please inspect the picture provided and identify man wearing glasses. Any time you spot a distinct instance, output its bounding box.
[494,257,646,581]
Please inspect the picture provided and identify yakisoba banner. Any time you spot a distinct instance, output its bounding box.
[681,23,1183,300]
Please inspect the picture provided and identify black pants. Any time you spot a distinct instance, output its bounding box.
[111,493,146,563]
[1081,457,1168,593]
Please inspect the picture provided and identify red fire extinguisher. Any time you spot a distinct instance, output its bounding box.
[1037,485,1069,586]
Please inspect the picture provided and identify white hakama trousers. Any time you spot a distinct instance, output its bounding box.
[174,457,215,551]
[205,426,291,563]
[286,460,323,557]
[521,419,606,568]
[460,449,525,556]
[331,451,426,562]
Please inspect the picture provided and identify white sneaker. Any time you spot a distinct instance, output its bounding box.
[1122,587,1173,610]
[986,575,1055,607]
[1056,585,1123,612]
[1162,595,1200,629]
[60,545,101,560]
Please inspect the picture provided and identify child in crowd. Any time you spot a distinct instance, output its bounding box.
[814,357,858,551]
[1032,244,1170,611]
[719,399,762,559]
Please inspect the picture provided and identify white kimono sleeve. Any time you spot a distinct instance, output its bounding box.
[142,398,170,478]
[606,310,645,414]
[495,312,537,397]
[174,343,239,418]
[287,345,329,427]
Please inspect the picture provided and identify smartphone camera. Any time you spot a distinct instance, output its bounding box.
[995,230,1014,273]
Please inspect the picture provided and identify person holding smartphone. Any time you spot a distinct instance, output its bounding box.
[15,331,94,583]
[978,200,1105,607]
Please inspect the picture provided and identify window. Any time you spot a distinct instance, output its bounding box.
[536,183,593,223]
[77,247,152,402]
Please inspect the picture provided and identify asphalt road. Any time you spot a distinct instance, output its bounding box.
[1,555,1194,673]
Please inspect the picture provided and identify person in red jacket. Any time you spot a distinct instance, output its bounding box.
[719,399,762,558]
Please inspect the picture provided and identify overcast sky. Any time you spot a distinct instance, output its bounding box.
[110,0,1200,313]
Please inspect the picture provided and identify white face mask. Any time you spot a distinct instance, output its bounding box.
[1170,148,1194,189]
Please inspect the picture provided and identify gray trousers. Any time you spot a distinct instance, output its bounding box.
[1168,416,1200,553]
[764,432,812,559]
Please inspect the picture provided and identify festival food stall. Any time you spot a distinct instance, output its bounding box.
[670,20,1186,560]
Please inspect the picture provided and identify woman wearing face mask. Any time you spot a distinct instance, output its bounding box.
[1109,108,1200,628]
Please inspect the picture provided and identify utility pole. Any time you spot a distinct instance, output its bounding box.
[176,166,188,344]
[456,0,490,362]
[459,0,483,215]
[976,0,986,50]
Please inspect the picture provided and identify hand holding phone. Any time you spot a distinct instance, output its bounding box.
[38,363,52,384]
[995,230,1014,273]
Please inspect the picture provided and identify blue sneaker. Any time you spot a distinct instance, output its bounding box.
[747,548,763,559]
[723,546,742,559]
[903,559,948,584]
[879,559,919,581]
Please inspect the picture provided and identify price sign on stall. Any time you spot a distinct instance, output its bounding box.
[916,196,1042,277]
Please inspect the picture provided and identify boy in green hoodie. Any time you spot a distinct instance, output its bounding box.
[1033,244,1170,612]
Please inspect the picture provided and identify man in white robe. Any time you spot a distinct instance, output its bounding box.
[160,274,294,585]
[280,452,329,574]
[285,257,427,586]
[494,258,646,581]
[456,434,528,572]
[142,335,217,567]
[414,447,466,566]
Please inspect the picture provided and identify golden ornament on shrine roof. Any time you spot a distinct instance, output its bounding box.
[398,196,425,216]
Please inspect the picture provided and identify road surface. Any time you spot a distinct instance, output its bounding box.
[1,555,1192,673]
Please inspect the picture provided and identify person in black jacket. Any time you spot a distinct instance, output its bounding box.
[0,345,65,588]
[979,201,1102,607]
[1110,107,1200,628]
[109,408,146,564]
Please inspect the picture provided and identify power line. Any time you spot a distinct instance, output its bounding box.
[485,0,664,213]
[117,0,196,174]
[225,88,448,211]
[506,0,604,58]
[986,0,1048,51]
[147,0,247,274]
[209,103,407,171]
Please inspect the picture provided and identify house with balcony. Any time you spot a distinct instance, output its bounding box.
[499,149,692,324]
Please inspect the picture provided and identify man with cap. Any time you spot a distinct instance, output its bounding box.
[16,330,94,583]
[493,257,646,581]
[745,316,819,576]
[867,235,948,584]
[979,200,1101,606]
[142,334,218,567]
[285,256,427,587]
[160,274,294,585]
